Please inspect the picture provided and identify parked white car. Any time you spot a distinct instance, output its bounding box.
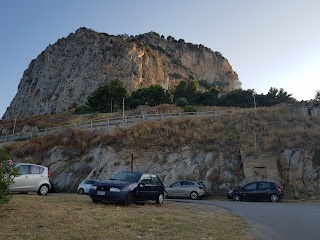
[10,163,51,195]
[77,179,99,194]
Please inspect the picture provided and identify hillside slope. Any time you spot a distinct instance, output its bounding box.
[4,105,320,198]
[3,28,239,120]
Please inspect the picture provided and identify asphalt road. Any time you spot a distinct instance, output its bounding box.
[168,199,320,240]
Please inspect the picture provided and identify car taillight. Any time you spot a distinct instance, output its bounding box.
[276,187,282,192]
[48,169,50,177]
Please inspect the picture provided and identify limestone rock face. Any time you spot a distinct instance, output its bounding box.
[3,28,239,120]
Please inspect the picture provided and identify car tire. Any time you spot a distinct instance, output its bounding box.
[270,194,279,202]
[156,192,164,204]
[190,191,198,200]
[123,193,134,206]
[37,184,49,196]
[78,188,85,195]
[232,194,241,201]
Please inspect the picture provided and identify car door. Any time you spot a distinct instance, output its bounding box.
[151,174,163,199]
[28,165,45,191]
[181,181,194,197]
[256,182,272,201]
[241,182,258,201]
[10,164,30,191]
[137,174,155,200]
[166,181,183,197]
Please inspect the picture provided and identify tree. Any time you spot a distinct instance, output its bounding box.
[173,80,200,105]
[196,87,220,106]
[0,148,18,204]
[126,85,170,109]
[265,87,295,106]
[86,79,128,113]
[217,89,255,108]
[315,90,320,104]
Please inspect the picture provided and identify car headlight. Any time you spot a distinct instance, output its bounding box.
[91,186,97,190]
[228,190,233,194]
[110,187,121,192]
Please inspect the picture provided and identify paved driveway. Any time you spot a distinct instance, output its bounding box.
[168,199,320,240]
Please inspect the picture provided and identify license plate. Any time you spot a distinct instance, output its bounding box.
[97,191,105,196]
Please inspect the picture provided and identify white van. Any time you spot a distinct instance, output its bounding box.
[10,163,51,195]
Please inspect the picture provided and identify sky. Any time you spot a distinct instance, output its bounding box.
[1,0,320,118]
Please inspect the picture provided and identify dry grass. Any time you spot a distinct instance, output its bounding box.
[0,194,252,240]
[5,105,320,167]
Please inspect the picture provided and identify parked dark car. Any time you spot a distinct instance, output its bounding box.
[165,180,209,200]
[227,181,284,202]
[89,171,165,205]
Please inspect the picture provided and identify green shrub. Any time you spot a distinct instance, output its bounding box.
[183,105,197,112]
[0,148,19,204]
[175,98,188,107]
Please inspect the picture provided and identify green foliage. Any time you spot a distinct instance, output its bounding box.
[217,89,255,108]
[183,105,197,112]
[312,148,320,166]
[169,72,183,79]
[86,79,128,113]
[175,97,188,107]
[315,90,320,104]
[126,85,170,109]
[173,80,200,105]
[74,105,94,114]
[259,87,296,106]
[196,87,220,106]
[0,148,19,204]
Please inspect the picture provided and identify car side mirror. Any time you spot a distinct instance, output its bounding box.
[140,181,145,186]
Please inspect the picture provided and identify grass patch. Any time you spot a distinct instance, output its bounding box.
[0,193,252,240]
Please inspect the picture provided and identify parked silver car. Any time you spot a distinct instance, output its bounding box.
[77,179,99,194]
[164,180,209,200]
[10,163,51,195]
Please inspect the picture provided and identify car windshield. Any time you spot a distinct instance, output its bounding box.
[110,172,141,182]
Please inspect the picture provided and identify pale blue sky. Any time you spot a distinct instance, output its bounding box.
[1,1,319,118]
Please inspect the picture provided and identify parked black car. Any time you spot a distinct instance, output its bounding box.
[227,181,284,202]
[89,171,165,205]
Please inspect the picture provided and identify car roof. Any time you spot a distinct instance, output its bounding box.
[15,163,47,167]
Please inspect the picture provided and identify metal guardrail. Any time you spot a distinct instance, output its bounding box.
[0,110,234,144]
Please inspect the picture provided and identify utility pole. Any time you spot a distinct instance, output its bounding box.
[131,154,134,172]
[122,97,125,124]
[252,91,257,109]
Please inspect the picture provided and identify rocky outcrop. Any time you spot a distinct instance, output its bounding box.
[31,145,243,194]
[3,28,239,120]
[17,142,320,198]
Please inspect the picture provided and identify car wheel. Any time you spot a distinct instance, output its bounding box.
[123,193,134,206]
[37,184,49,196]
[190,191,198,200]
[78,188,84,195]
[270,194,279,202]
[232,194,241,201]
[156,192,164,204]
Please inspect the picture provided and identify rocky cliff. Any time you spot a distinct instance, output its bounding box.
[3,28,239,120]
